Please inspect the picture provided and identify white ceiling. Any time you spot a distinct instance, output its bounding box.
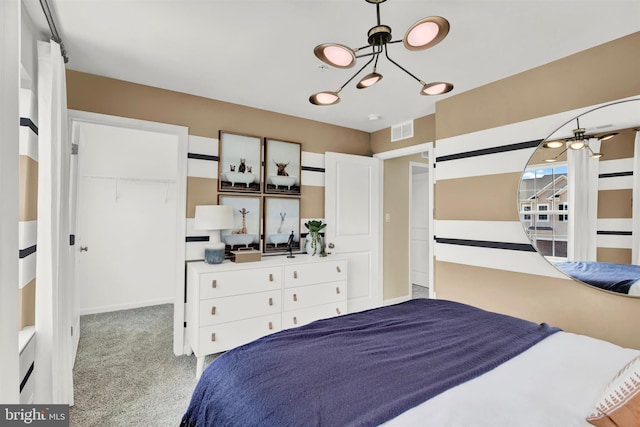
[25,0,640,133]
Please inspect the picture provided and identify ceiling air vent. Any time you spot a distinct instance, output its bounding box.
[391,120,414,142]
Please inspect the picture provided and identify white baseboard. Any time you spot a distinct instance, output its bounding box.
[383,295,412,306]
[79,297,174,316]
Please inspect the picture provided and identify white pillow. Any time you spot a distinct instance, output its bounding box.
[586,354,640,427]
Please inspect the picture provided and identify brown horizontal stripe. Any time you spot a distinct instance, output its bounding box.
[19,279,35,329]
[186,177,218,218]
[598,189,632,219]
[301,186,324,220]
[597,247,631,264]
[599,128,635,160]
[435,172,521,221]
[19,156,38,221]
[435,261,640,349]
[435,33,640,140]
[66,70,370,156]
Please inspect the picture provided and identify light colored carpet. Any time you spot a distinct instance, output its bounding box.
[70,304,214,426]
[412,284,430,299]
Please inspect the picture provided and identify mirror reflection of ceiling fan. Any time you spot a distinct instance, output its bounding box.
[542,117,619,162]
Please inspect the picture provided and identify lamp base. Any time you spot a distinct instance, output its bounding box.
[204,244,225,264]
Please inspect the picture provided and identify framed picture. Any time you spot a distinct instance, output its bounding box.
[218,131,262,193]
[218,195,262,256]
[263,197,300,254]
[264,138,301,195]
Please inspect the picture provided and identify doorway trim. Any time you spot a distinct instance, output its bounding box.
[68,110,188,356]
[374,142,435,302]
[408,161,434,298]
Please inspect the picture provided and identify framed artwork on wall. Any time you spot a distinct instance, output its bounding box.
[263,197,300,254]
[218,131,262,193]
[264,138,301,195]
[218,195,262,256]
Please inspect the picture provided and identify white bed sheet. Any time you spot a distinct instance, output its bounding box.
[383,331,640,427]
[628,280,640,296]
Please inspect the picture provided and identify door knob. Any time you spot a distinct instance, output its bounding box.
[328,243,335,249]
[80,246,88,252]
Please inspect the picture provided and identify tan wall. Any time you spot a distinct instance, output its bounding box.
[19,155,38,222]
[66,70,370,155]
[383,153,429,300]
[371,114,435,155]
[436,32,640,140]
[66,70,369,220]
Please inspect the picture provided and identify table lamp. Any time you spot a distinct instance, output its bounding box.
[194,205,234,264]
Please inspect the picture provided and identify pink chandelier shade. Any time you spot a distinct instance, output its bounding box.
[403,16,450,51]
[314,44,356,69]
[310,0,454,106]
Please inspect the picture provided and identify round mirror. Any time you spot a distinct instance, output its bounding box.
[518,98,640,297]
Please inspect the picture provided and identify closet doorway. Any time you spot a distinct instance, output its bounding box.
[69,111,188,356]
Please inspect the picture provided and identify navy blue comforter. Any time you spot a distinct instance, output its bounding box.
[181,299,559,427]
[555,261,640,294]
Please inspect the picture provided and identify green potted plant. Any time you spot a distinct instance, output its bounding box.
[304,220,327,256]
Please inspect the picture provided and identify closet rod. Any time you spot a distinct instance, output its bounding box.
[39,0,69,63]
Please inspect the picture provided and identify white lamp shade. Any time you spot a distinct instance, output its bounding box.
[194,205,234,230]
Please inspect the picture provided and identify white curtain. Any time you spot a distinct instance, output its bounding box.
[35,40,73,404]
[567,140,600,261]
[632,131,640,265]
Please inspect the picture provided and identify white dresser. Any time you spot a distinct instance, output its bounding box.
[186,255,347,377]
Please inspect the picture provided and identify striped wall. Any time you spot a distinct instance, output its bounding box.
[597,128,635,263]
[429,32,640,349]
[185,134,326,261]
[432,100,640,349]
[18,86,37,403]
[18,88,37,331]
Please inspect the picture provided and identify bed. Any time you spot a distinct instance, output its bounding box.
[181,298,640,427]
[555,261,640,296]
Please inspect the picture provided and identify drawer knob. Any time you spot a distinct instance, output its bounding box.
[211,333,216,342]
[336,308,341,315]
[211,279,217,288]
[336,287,341,294]
[269,322,273,330]
[269,297,273,306]
[211,306,216,315]
[269,273,273,282]
[293,316,297,325]
[336,266,341,273]
[293,271,298,279]
[293,294,297,302]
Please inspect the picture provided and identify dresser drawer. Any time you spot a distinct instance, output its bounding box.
[196,314,281,356]
[199,290,281,326]
[199,267,281,299]
[283,301,347,329]
[284,260,346,288]
[283,281,346,311]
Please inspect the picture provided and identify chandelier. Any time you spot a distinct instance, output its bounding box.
[309,0,454,106]
[543,118,617,162]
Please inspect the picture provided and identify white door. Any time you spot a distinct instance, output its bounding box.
[410,165,430,288]
[324,152,382,313]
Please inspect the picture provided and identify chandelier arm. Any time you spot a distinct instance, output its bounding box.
[384,44,423,84]
[355,51,379,59]
[336,56,376,91]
